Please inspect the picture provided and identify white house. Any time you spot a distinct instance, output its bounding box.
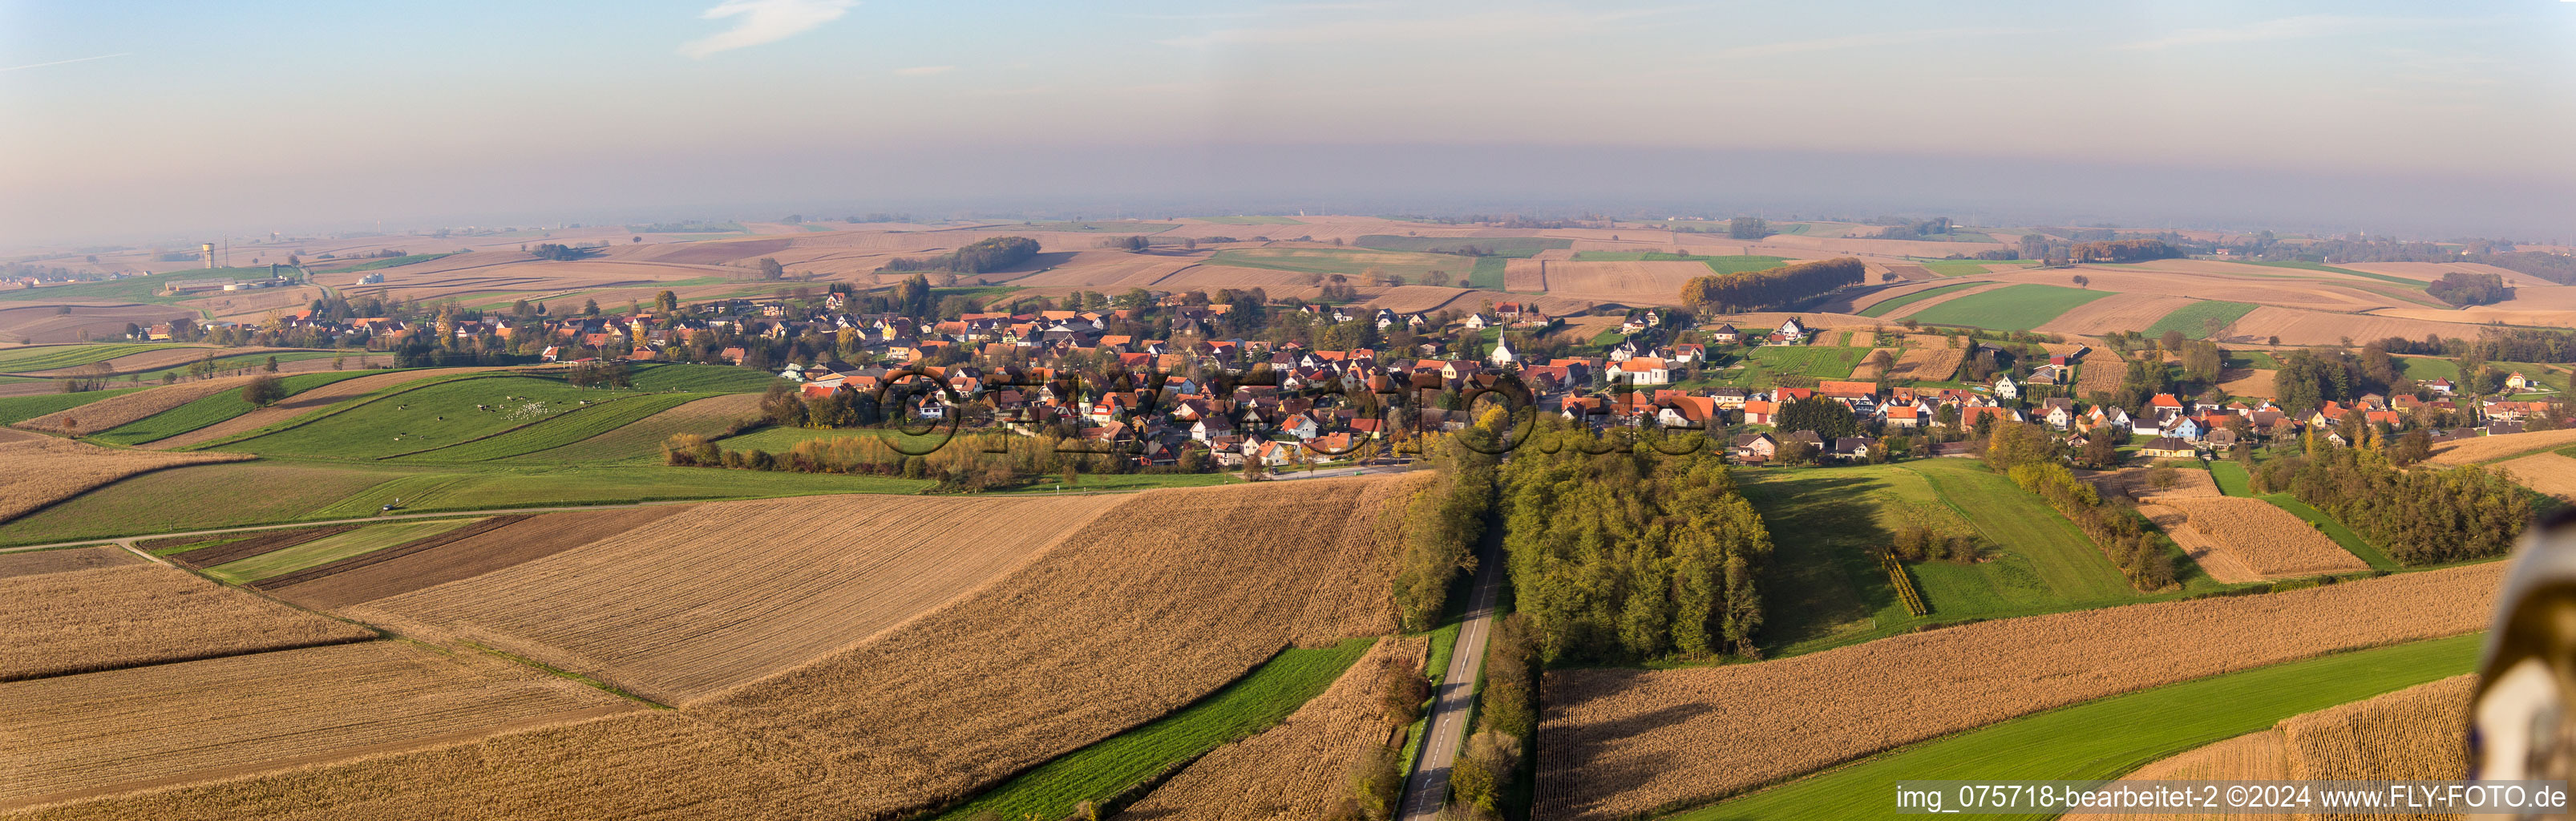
[1993,374,2020,400]
[1488,338,1519,367]
[1617,357,1671,386]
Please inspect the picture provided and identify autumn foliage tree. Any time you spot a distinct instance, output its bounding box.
[1678,257,1864,313]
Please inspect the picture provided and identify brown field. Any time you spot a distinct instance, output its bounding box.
[1505,258,1546,292]
[2373,305,2576,327]
[0,435,254,524]
[269,506,685,610]
[2281,673,2474,787]
[1534,562,2505,821]
[0,641,634,811]
[0,563,373,681]
[2034,293,2198,336]
[681,475,1417,818]
[1545,314,1628,345]
[1117,635,1430,821]
[1717,310,1891,330]
[0,305,199,346]
[10,378,254,435]
[2139,504,2263,584]
[1847,347,1902,380]
[2151,497,2371,579]
[1001,250,1201,289]
[1887,336,1967,382]
[2087,466,2222,502]
[2074,348,2130,399]
[2062,732,2290,821]
[2217,368,2280,399]
[1151,264,1345,297]
[138,366,484,449]
[2495,451,2576,502]
[0,547,138,579]
[2337,261,2557,289]
[164,525,361,568]
[1832,281,1966,314]
[2425,428,2576,466]
[348,494,1122,703]
[2230,305,2489,347]
[248,515,532,590]
[1539,261,1737,305]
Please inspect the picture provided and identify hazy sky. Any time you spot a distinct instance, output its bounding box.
[3,0,2572,246]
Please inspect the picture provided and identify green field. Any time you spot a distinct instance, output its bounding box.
[2496,362,2566,393]
[1568,253,1789,276]
[90,370,394,446]
[931,637,1374,820]
[217,375,648,460]
[1907,284,2116,332]
[2142,301,2260,340]
[0,387,146,425]
[1917,259,2033,277]
[2242,260,2429,289]
[1207,247,1477,284]
[119,350,346,381]
[2223,350,2284,370]
[391,393,707,463]
[1684,634,2480,821]
[1471,257,1507,290]
[313,252,461,273]
[1190,215,1305,225]
[1003,220,1180,233]
[0,459,931,546]
[519,397,754,464]
[1355,235,1568,256]
[0,269,281,305]
[1749,346,1870,379]
[0,343,200,373]
[2209,460,2255,496]
[203,518,476,584]
[2395,356,2461,383]
[625,362,783,393]
[1856,282,1983,317]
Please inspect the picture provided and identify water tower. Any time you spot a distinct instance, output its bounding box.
[199,243,216,269]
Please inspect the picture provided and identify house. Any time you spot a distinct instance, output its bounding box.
[1774,317,1808,341]
[2507,372,2533,392]
[1463,313,1493,330]
[1616,357,1671,386]
[1731,432,1777,463]
[1830,436,1878,462]
[2042,398,2076,430]
[2425,378,2456,395]
[1993,374,2020,400]
[1711,324,1741,344]
[1884,404,1923,429]
[2140,436,2197,459]
[1656,395,1719,428]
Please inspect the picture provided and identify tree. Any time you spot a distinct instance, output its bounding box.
[756,257,786,280]
[1381,669,1430,725]
[656,290,680,314]
[1346,746,1403,820]
[264,355,280,373]
[581,298,601,317]
[1728,216,1770,240]
[2072,274,2090,289]
[241,374,288,406]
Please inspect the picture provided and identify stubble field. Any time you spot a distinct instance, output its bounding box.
[2145,497,2369,580]
[2426,428,2576,465]
[0,435,254,524]
[0,563,372,681]
[1115,635,1429,820]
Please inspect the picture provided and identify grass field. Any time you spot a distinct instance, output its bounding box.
[218,374,644,459]
[312,253,459,273]
[1567,253,1788,276]
[390,393,706,462]
[0,343,196,373]
[2242,260,2430,289]
[1354,235,1566,256]
[2143,301,2260,340]
[930,637,1375,820]
[1919,258,2034,277]
[1683,634,2478,820]
[1207,247,1478,283]
[1743,459,2237,656]
[2225,350,2285,370]
[1191,215,1304,225]
[90,370,390,445]
[1907,284,2116,332]
[1472,257,1507,289]
[2396,356,2462,383]
[118,350,345,382]
[0,268,292,305]
[1695,346,1875,389]
[625,363,783,393]
[0,387,144,425]
[203,519,477,584]
[1856,282,1983,317]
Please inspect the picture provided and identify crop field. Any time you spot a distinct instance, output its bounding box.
[624,363,781,393]
[2281,673,2474,786]
[216,374,640,459]
[1470,256,1506,289]
[0,546,139,579]
[1919,258,2033,277]
[140,367,482,450]
[2074,348,2129,399]
[0,462,389,544]
[2137,504,2260,584]
[2147,497,2370,580]
[2087,465,2221,502]
[2032,292,2194,336]
[1907,283,2115,331]
[1194,215,1305,225]
[1854,281,1981,317]
[1354,235,1566,255]
[88,370,388,446]
[1527,260,1725,305]
[1745,345,1870,380]
[519,392,764,463]
[1533,562,2502,821]
[13,378,257,435]
[677,475,1420,819]
[350,495,1121,703]
[310,252,461,273]
[2427,428,2576,465]
[0,388,144,425]
[1114,636,1429,821]
[0,343,197,374]
[166,525,362,568]
[2496,451,2576,502]
[0,268,277,305]
[0,435,253,525]
[1885,342,1966,382]
[269,507,683,609]
[391,393,706,462]
[1207,247,1471,283]
[0,563,373,681]
[86,349,334,380]
[2227,305,2474,347]
[934,637,1379,820]
[202,519,479,584]
[1689,636,2478,821]
[2143,300,2263,340]
[0,641,633,811]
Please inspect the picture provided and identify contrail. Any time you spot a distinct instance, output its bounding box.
[1,52,132,72]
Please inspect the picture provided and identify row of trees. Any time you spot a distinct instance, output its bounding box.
[1501,419,1772,663]
[2260,445,2531,564]
[1677,257,1865,313]
[1447,613,1539,820]
[2069,238,2181,263]
[880,236,1041,273]
[1389,424,1497,632]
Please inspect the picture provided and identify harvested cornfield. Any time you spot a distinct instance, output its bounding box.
[0,641,634,811]
[1504,258,1546,291]
[2426,428,2576,466]
[0,435,253,524]
[2496,451,2576,502]
[683,474,1421,819]
[2033,292,2197,336]
[1535,562,2505,821]
[2230,305,2478,348]
[267,506,684,610]
[2063,732,2291,821]
[2074,349,2129,399]
[2152,497,2369,579]
[0,547,138,580]
[350,494,1122,703]
[518,392,762,463]
[1887,338,1966,382]
[1538,261,1725,305]
[2217,368,2280,399]
[2089,466,2222,502]
[11,378,253,435]
[2140,504,2263,584]
[0,563,374,681]
[2279,674,2474,805]
[1117,635,1429,820]
[138,367,488,450]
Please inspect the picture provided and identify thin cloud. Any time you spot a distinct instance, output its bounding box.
[1711,27,2032,59]
[1,52,131,73]
[2117,14,2472,51]
[679,0,855,59]
[1160,6,1684,49]
[897,65,954,76]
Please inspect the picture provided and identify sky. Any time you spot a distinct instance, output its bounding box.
[2,0,2572,247]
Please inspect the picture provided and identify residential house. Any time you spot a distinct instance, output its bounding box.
[2140,437,2197,459]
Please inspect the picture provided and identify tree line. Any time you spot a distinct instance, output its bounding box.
[2426,271,2513,307]
[1677,257,1865,313]
[2252,443,2530,564]
[879,236,1041,273]
[1390,422,1498,632]
[2070,238,2180,263]
[1987,423,2178,590]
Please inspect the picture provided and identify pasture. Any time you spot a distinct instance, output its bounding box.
[0,343,198,374]
[0,435,253,526]
[390,393,707,462]
[1919,258,2033,277]
[89,370,388,446]
[2143,300,2261,340]
[0,388,144,425]
[216,374,645,459]
[1855,281,1980,317]
[1906,283,2114,331]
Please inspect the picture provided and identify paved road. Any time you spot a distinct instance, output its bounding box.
[1398,530,1506,821]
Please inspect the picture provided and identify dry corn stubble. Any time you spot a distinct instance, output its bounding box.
[1116,635,1430,820]
[0,435,253,524]
[0,563,372,681]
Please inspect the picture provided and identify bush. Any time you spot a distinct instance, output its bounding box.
[241,374,288,406]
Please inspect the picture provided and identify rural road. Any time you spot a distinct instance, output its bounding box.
[1398,528,1506,821]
